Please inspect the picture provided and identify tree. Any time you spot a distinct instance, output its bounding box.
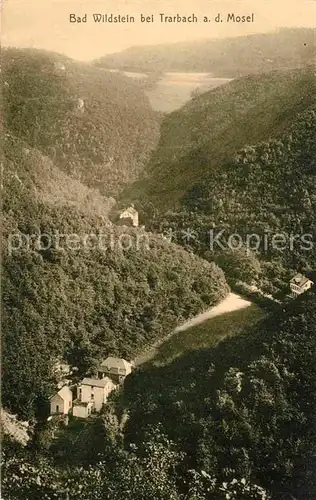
[214,247,261,285]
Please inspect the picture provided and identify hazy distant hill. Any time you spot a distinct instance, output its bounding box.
[95,28,315,77]
[125,67,316,208]
[3,48,160,197]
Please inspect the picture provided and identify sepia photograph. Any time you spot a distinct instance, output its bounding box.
[1,0,316,498]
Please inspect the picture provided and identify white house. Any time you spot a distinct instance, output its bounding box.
[77,377,116,412]
[50,386,73,415]
[97,357,133,383]
[72,401,94,419]
[290,274,313,297]
[118,206,139,227]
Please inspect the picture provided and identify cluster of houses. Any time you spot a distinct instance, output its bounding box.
[49,273,313,420]
[50,357,133,419]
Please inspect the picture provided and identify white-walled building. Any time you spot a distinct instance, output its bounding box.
[118,206,139,227]
[290,274,313,297]
[77,377,116,412]
[72,401,94,419]
[50,386,73,415]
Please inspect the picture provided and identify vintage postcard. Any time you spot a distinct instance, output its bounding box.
[2,0,316,498]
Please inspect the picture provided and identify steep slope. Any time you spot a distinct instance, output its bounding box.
[3,48,160,197]
[3,294,315,499]
[2,46,229,422]
[2,134,228,420]
[143,103,316,285]
[1,409,30,447]
[3,214,228,420]
[122,291,316,499]
[3,134,115,219]
[95,28,315,76]
[125,68,315,208]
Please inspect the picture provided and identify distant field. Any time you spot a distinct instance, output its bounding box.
[108,69,233,112]
[147,304,265,366]
[145,72,232,112]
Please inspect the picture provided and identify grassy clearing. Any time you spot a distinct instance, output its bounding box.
[150,304,265,366]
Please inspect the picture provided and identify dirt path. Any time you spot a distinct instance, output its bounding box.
[134,293,252,366]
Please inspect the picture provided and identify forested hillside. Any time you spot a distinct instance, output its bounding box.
[3,48,160,197]
[2,46,230,423]
[95,28,314,76]
[127,68,316,293]
[145,108,316,287]
[126,68,315,207]
[3,30,316,500]
[2,131,228,420]
[3,134,116,219]
[3,293,316,499]
[119,292,316,499]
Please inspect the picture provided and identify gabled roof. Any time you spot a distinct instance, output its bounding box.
[290,273,312,287]
[50,385,72,401]
[99,357,132,372]
[81,377,114,388]
[119,206,138,218]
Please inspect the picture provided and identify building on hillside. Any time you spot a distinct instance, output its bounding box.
[289,273,313,297]
[76,377,116,413]
[118,205,139,227]
[76,98,85,113]
[97,357,133,384]
[72,401,94,419]
[50,386,73,415]
[53,61,66,72]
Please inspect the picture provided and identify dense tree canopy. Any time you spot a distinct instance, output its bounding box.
[125,68,315,208]
[3,41,316,500]
[3,48,160,197]
[120,292,316,499]
[2,132,228,420]
[3,293,315,499]
[139,100,316,291]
